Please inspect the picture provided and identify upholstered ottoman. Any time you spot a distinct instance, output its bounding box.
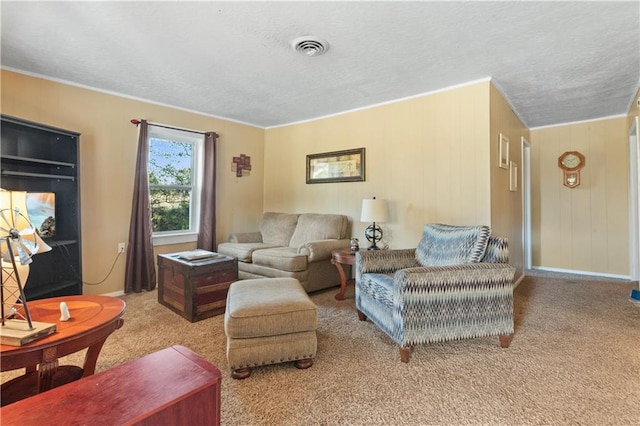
[224,278,318,379]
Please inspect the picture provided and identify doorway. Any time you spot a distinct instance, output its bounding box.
[521,137,532,270]
[629,117,640,281]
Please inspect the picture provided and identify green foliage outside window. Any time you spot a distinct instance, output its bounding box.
[150,189,190,231]
[148,139,193,232]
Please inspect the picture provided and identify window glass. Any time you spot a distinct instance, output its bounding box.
[147,128,203,239]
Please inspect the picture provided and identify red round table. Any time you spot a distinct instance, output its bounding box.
[1,295,125,406]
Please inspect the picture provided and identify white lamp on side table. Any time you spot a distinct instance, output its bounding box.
[360,197,388,250]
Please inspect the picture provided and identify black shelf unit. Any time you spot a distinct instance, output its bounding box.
[1,115,82,300]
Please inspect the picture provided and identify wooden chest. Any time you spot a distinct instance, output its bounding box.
[157,252,238,322]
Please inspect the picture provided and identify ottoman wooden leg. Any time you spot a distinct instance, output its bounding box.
[231,367,252,380]
[294,358,313,370]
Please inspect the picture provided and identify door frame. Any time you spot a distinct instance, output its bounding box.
[521,137,532,270]
[629,116,640,281]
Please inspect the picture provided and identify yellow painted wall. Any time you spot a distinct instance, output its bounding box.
[1,70,265,295]
[8,65,628,294]
[264,81,496,251]
[489,85,529,280]
[530,117,629,275]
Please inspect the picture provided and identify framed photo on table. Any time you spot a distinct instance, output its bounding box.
[306,148,365,184]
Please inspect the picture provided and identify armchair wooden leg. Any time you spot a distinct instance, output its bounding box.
[399,346,412,363]
[499,333,513,348]
[357,309,367,321]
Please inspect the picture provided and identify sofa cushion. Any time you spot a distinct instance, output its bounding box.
[252,247,308,272]
[289,213,348,248]
[415,224,491,267]
[360,273,395,309]
[260,212,299,246]
[217,242,281,263]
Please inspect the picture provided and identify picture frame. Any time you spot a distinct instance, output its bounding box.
[509,161,518,192]
[306,148,365,184]
[499,133,509,169]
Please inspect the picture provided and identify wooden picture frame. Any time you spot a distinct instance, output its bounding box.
[509,161,518,192]
[306,148,365,184]
[499,133,509,169]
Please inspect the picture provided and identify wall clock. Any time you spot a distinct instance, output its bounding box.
[558,151,585,188]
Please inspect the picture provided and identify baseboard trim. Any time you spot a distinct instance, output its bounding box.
[103,290,126,297]
[514,273,525,288]
[531,266,630,281]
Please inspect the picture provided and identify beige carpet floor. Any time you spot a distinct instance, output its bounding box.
[2,274,639,425]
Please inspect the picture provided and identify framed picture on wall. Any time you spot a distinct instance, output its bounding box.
[306,148,365,184]
[499,133,509,169]
[509,161,518,191]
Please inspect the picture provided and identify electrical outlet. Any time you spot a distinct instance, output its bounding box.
[118,242,126,253]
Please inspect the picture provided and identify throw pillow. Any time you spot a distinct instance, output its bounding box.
[415,223,491,267]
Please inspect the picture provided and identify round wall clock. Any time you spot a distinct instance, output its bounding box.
[558,151,585,188]
[558,151,585,171]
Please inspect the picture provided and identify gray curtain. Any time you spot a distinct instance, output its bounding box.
[197,132,219,251]
[125,120,156,293]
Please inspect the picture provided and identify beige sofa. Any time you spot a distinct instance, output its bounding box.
[217,212,351,293]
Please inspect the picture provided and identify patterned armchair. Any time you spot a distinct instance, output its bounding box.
[355,223,516,362]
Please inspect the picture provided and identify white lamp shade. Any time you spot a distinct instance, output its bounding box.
[1,259,30,296]
[0,189,52,264]
[0,190,31,234]
[361,198,389,223]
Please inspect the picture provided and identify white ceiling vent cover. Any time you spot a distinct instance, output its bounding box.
[291,36,330,57]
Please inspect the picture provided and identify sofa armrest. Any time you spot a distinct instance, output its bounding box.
[394,263,516,293]
[298,239,350,262]
[228,232,263,244]
[357,249,419,274]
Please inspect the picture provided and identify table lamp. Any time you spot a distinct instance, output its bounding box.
[361,197,388,250]
[1,189,55,346]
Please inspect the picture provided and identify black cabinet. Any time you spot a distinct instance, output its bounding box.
[1,115,82,299]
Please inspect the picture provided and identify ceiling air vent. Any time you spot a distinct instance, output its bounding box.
[291,36,330,57]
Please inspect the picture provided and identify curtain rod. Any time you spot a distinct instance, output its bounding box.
[130,119,218,137]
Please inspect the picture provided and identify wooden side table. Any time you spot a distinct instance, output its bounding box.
[0,295,125,406]
[331,248,357,300]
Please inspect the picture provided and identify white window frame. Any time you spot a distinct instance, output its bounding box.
[147,126,204,246]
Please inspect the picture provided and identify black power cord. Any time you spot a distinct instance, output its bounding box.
[53,241,124,286]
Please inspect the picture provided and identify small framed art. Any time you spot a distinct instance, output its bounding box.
[509,161,518,192]
[499,133,509,169]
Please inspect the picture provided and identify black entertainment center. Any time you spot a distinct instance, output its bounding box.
[1,115,82,299]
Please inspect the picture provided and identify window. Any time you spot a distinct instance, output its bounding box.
[147,127,203,245]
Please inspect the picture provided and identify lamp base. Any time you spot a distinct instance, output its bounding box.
[365,223,383,250]
[0,319,56,346]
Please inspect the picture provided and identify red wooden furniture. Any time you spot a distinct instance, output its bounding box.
[0,345,222,425]
[1,295,125,406]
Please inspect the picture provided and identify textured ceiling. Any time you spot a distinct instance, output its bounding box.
[1,1,639,129]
